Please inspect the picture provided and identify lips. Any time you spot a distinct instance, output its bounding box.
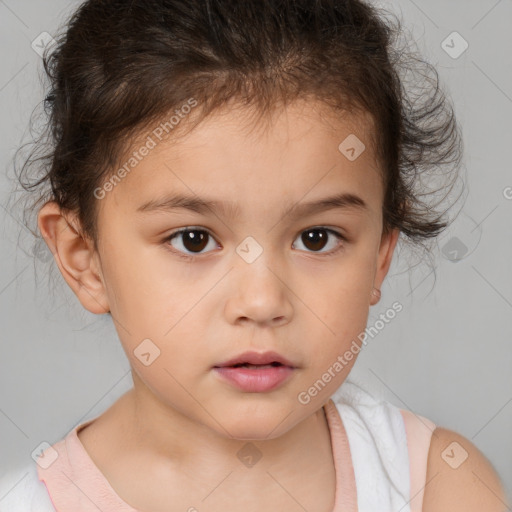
[213,350,296,368]
[213,365,294,392]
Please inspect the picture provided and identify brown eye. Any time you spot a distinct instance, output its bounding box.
[167,228,217,255]
[293,227,345,254]
[165,226,346,260]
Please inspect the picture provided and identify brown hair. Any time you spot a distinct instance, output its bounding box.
[12,0,464,276]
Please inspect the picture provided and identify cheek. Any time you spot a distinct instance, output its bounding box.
[307,290,371,369]
[295,272,373,404]
[99,234,180,319]
[298,250,376,370]
[305,251,375,326]
[128,352,209,422]
[99,248,211,368]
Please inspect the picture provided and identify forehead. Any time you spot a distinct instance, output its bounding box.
[99,99,382,220]
[155,99,378,162]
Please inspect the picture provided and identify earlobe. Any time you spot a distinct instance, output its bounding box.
[370,227,400,305]
[370,287,381,305]
[37,201,110,315]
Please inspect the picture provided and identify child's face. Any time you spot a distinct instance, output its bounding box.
[65,99,398,438]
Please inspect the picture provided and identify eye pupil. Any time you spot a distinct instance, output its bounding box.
[183,230,208,252]
[302,229,328,251]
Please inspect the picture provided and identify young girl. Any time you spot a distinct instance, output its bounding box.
[1,0,508,511]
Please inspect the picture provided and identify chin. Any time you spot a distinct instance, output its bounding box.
[222,424,287,442]
[213,404,300,441]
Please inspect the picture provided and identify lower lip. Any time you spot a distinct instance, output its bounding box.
[213,365,295,392]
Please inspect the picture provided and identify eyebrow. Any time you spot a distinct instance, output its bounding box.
[136,192,368,220]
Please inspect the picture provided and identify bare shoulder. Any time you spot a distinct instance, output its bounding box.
[422,426,510,512]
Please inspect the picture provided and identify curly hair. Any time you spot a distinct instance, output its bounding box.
[11,0,464,284]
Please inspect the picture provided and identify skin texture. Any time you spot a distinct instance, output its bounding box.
[38,98,505,511]
[423,427,509,511]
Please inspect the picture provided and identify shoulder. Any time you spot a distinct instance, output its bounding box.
[422,426,509,512]
[0,462,56,512]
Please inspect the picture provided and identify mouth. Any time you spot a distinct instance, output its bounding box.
[212,361,295,392]
[221,362,286,369]
[213,350,296,369]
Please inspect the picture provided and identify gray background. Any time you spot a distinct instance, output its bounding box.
[1,0,511,505]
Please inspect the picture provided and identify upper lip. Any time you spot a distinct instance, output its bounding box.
[213,350,296,368]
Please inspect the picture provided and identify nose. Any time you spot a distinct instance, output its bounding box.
[224,255,294,328]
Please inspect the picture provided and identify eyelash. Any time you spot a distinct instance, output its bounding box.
[162,226,348,261]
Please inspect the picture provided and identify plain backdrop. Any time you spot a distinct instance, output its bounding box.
[1,0,511,503]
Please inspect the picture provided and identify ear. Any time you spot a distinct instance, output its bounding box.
[370,227,400,306]
[37,201,109,314]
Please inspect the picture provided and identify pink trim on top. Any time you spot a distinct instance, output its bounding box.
[400,409,437,512]
[38,417,139,511]
[324,399,359,511]
[37,399,357,511]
